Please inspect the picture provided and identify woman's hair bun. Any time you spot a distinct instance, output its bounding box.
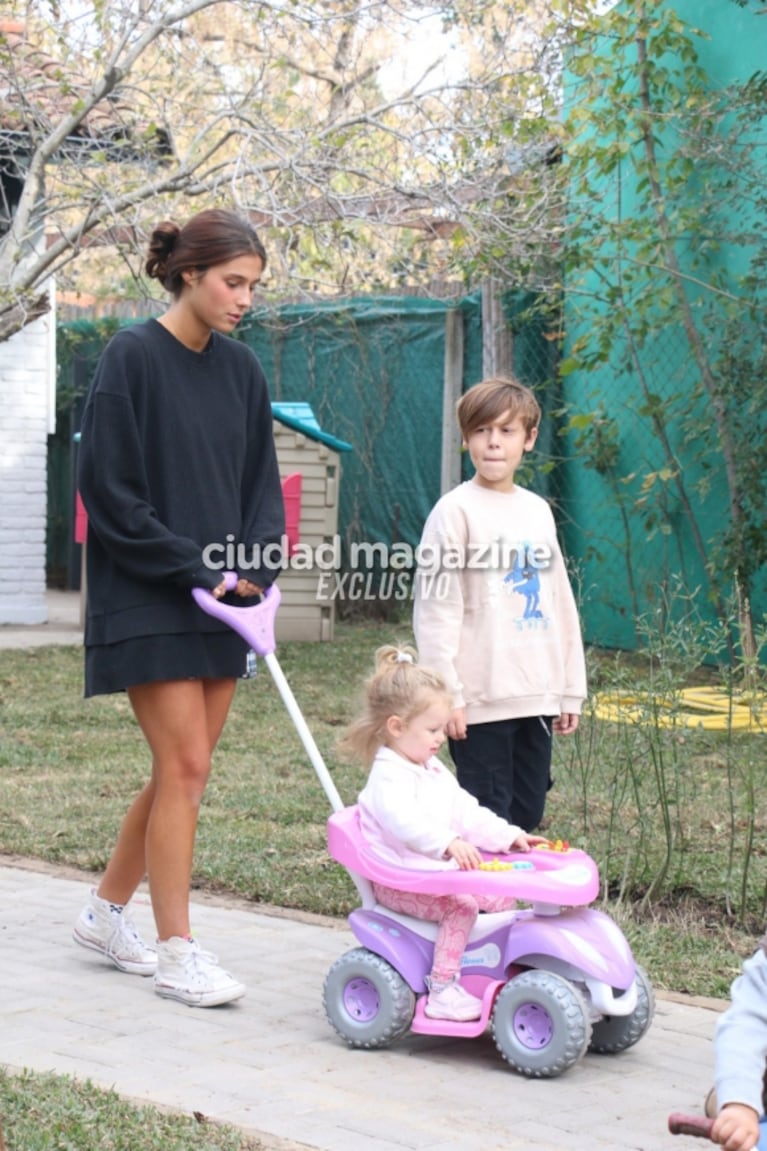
[145,221,180,284]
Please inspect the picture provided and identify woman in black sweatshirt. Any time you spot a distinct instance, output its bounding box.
[73,208,285,1007]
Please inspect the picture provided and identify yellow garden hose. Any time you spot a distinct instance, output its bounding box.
[591,686,767,732]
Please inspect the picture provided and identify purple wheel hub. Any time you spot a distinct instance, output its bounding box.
[513,1002,554,1049]
[343,977,380,1023]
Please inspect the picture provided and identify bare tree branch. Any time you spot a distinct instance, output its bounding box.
[0,1,579,338]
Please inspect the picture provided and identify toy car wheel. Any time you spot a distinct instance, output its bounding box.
[588,964,655,1054]
[492,969,592,1078]
[323,947,415,1049]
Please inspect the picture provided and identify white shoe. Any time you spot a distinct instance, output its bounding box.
[73,889,157,976]
[154,937,246,1007]
[424,976,483,1021]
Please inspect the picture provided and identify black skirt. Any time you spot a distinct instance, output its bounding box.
[84,630,249,697]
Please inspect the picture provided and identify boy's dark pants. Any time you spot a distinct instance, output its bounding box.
[449,715,553,832]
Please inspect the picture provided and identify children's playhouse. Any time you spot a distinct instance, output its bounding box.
[270,402,352,643]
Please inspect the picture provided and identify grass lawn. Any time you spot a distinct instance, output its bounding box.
[1,621,764,1147]
[0,1068,271,1151]
[1,623,764,995]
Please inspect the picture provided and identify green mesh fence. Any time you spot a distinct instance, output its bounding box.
[239,296,480,559]
[54,291,765,656]
[559,305,767,656]
[51,294,562,601]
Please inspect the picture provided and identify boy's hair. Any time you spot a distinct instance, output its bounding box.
[457,377,541,439]
[339,644,451,769]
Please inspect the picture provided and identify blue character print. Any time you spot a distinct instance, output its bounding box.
[503,547,543,619]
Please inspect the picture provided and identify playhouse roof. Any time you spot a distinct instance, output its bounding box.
[272,402,352,454]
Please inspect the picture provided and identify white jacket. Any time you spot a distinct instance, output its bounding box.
[358,745,525,870]
[413,480,587,725]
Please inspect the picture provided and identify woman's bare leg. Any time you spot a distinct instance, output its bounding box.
[99,677,236,938]
[96,779,156,905]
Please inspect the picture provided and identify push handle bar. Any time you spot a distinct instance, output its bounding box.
[192,572,345,813]
[668,1114,715,1140]
[191,572,280,657]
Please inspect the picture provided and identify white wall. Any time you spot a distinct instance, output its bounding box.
[0,305,53,624]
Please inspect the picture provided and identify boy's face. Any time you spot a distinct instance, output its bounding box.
[463,410,538,493]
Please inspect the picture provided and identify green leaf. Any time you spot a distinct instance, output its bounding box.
[558,356,580,377]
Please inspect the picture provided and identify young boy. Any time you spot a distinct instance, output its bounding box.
[413,376,587,831]
[710,938,767,1151]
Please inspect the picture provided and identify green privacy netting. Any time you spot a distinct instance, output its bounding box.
[52,293,557,589]
[50,288,766,655]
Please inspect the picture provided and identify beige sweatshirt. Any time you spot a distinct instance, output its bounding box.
[413,480,587,725]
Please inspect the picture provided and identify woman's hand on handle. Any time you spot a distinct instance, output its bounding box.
[235,578,263,597]
[212,577,263,600]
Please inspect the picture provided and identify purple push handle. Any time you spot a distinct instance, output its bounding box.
[191,571,346,815]
[191,571,281,657]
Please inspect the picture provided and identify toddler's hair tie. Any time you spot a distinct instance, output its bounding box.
[395,651,414,664]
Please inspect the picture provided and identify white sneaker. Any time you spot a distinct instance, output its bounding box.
[424,976,483,1022]
[154,937,246,1007]
[73,889,157,976]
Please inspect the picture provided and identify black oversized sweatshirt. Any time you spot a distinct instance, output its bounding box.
[78,319,285,646]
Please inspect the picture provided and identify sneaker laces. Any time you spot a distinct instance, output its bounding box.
[106,912,152,959]
[178,941,220,971]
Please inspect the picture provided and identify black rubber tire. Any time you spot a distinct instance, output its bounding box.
[588,965,655,1054]
[323,947,416,1049]
[492,969,592,1078]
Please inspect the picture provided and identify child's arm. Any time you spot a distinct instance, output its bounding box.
[553,712,579,735]
[445,829,547,869]
[547,521,587,717]
[413,507,466,711]
[447,706,466,740]
[449,774,548,857]
[711,1103,760,1151]
[714,942,767,1140]
[510,830,549,852]
[445,837,484,869]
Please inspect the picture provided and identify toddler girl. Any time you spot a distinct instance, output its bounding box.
[343,644,544,1023]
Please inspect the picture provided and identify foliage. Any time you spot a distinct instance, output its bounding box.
[556,592,767,922]
[471,0,767,663]
[55,318,121,410]
[0,0,587,340]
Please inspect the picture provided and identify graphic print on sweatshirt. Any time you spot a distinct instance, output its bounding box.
[501,541,551,628]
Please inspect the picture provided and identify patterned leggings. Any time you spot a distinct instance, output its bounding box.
[372,883,516,984]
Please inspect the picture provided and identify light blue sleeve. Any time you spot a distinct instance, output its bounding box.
[715,945,767,1118]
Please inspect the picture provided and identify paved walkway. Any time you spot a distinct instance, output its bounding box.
[2,863,721,1151]
[0,588,84,648]
[1,593,723,1150]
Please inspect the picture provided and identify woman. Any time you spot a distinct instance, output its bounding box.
[73,208,285,1008]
